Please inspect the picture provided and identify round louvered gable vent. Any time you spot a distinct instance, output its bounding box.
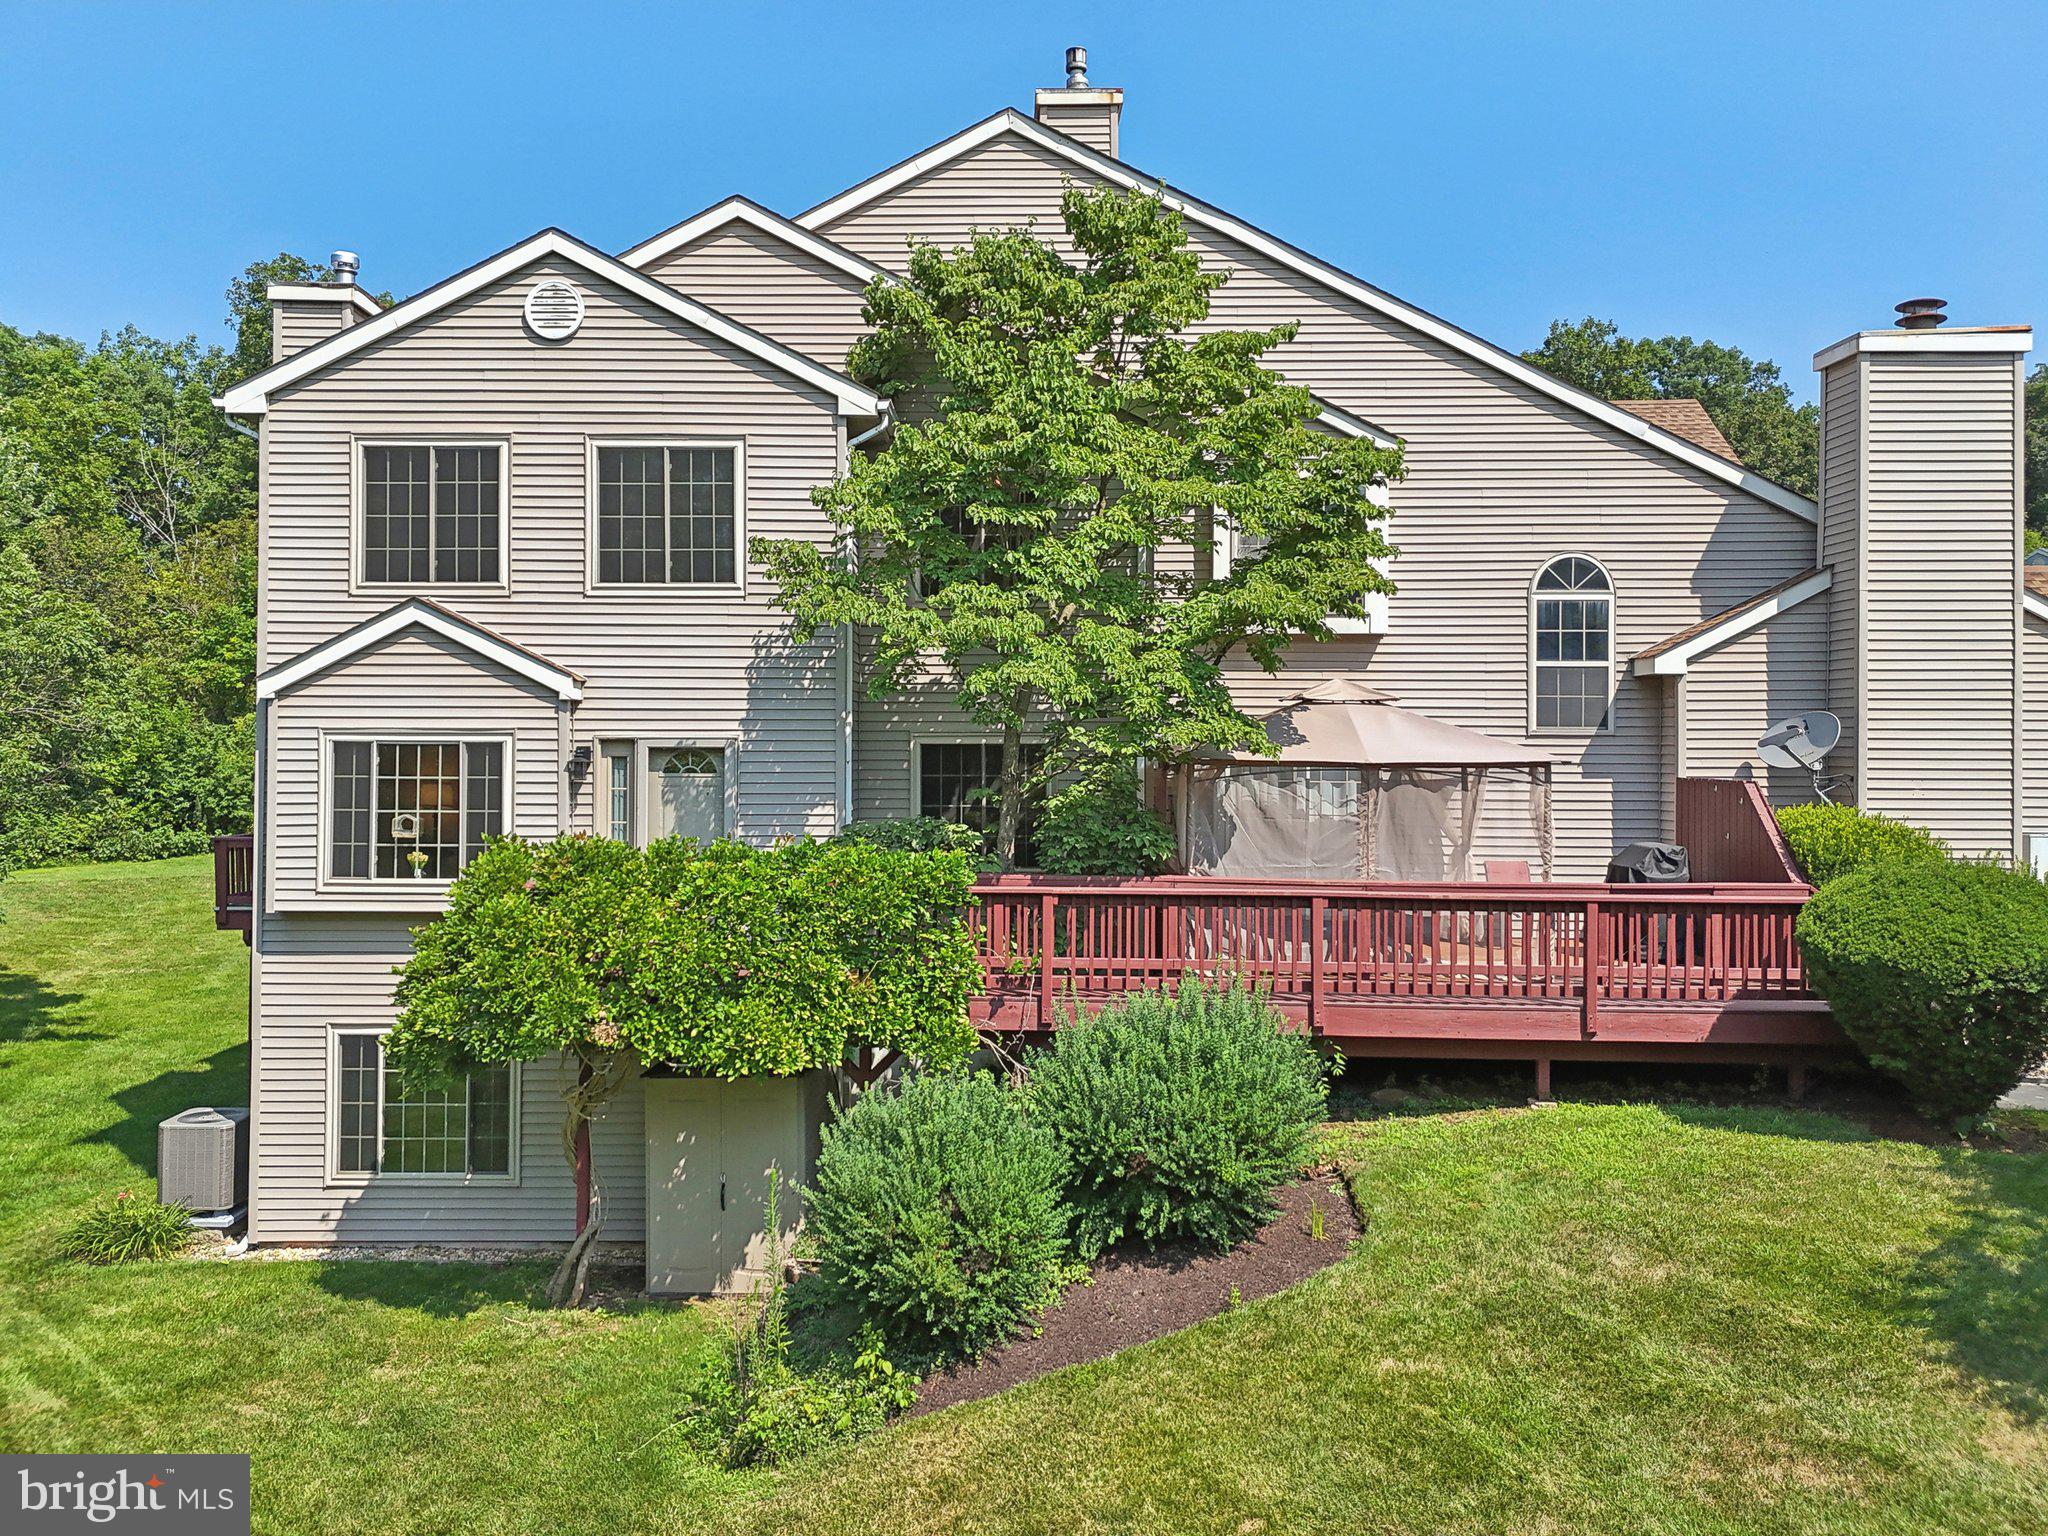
[524,279,584,340]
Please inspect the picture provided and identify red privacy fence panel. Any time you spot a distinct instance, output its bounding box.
[1675,777,1805,885]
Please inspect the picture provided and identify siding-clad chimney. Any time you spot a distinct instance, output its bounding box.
[268,251,378,362]
[1812,310,2034,859]
[1034,45,1122,157]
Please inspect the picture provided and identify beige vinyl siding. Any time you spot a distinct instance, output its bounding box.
[1857,352,2021,858]
[264,630,564,911]
[249,912,646,1247]
[1033,101,1118,156]
[258,253,849,848]
[1674,599,1831,806]
[272,299,354,362]
[2024,611,2048,839]
[827,129,1819,875]
[640,224,872,372]
[1818,360,1863,793]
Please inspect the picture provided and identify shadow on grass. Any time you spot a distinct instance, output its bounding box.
[310,1259,558,1318]
[0,968,92,1050]
[1900,1147,2048,1424]
[90,1041,251,1178]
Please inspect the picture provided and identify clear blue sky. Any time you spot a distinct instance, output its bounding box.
[3,0,2041,402]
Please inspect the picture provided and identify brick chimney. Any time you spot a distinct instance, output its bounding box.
[268,250,379,362]
[1812,302,2034,859]
[1034,45,1121,157]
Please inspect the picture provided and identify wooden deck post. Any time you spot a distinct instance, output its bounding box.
[1582,898,1602,1037]
[1309,895,1327,1033]
[1534,1056,1553,1101]
[1039,892,1057,1029]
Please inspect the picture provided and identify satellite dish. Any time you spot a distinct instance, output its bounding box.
[1758,711,1843,801]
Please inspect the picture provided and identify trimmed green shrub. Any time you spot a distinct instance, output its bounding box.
[64,1191,193,1263]
[1033,766,1178,876]
[805,1071,1070,1358]
[1798,858,2048,1126]
[1776,803,1948,886]
[1027,981,1331,1254]
[833,817,992,868]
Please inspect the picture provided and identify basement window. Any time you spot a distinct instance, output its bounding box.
[332,1029,515,1179]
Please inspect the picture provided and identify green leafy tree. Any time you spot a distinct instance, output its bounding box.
[223,253,393,380]
[389,834,982,1305]
[1523,317,1820,497]
[2025,364,2046,541]
[757,186,1402,870]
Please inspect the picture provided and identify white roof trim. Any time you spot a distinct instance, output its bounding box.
[257,601,583,702]
[1631,568,1833,677]
[1315,401,1398,448]
[620,195,888,283]
[218,229,884,417]
[1813,327,2033,371]
[2024,590,2048,627]
[800,111,1818,523]
[267,283,384,320]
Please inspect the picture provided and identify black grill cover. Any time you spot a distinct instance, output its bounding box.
[1606,842,1690,883]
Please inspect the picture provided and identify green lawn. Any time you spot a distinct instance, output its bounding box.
[3,858,2045,1534]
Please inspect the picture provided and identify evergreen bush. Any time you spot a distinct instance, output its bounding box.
[1775,803,1948,886]
[1797,857,2048,1126]
[1027,981,1330,1254]
[805,1071,1070,1358]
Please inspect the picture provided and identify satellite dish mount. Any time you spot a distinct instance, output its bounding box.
[1757,711,1843,803]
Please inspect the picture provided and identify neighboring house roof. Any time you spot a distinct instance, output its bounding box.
[1611,399,1739,463]
[794,109,1818,523]
[1630,568,1833,676]
[257,599,584,702]
[620,194,889,283]
[2024,567,2048,624]
[216,228,886,418]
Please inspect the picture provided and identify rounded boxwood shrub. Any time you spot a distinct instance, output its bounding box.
[805,1071,1069,1358]
[1797,857,2048,1126]
[1775,803,1948,886]
[1027,982,1331,1255]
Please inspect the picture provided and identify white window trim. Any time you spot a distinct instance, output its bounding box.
[316,730,515,893]
[325,1025,521,1187]
[584,438,748,596]
[629,737,740,845]
[1527,554,1617,736]
[349,437,513,598]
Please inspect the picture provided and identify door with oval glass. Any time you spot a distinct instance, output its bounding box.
[650,746,726,843]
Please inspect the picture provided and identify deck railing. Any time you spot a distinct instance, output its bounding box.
[967,875,1814,1032]
[213,833,254,935]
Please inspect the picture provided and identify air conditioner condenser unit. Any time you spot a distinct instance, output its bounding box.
[158,1107,250,1214]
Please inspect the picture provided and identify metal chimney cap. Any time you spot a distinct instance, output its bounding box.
[1064,46,1088,88]
[1894,296,1947,330]
[330,250,361,284]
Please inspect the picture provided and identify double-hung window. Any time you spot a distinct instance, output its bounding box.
[1531,556,1614,731]
[918,741,1043,866]
[593,444,740,587]
[328,738,505,881]
[360,444,503,585]
[333,1029,514,1179]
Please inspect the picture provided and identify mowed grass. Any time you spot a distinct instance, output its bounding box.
[4,858,2047,1534]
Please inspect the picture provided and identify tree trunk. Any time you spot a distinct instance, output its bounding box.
[545,1048,633,1308]
[994,721,1028,872]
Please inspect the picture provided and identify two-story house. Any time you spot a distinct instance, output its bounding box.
[213,51,2035,1284]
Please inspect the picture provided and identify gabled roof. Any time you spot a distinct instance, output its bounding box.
[1314,399,1398,448]
[2024,567,2048,625]
[217,228,885,418]
[1611,399,1739,463]
[257,599,583,702]
[798,110,1818,523]
[1630,568,1832,677]
[620,194,889,284]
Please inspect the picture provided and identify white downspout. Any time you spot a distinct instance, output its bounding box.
[837,403,893,828]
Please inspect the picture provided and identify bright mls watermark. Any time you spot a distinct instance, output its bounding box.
[4,1456,249,1534]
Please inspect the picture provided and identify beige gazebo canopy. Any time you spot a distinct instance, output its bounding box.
[1181,680,1555,880]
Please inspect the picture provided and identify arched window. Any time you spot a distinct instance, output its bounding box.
[1531,556,1613,731]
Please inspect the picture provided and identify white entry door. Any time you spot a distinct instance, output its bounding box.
[650,748,726,844]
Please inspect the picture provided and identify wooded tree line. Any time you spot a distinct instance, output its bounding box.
[0,247,2039,871]
[0,255,371,871]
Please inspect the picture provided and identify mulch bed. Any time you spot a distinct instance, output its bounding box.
[910,1171,1361,1416]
